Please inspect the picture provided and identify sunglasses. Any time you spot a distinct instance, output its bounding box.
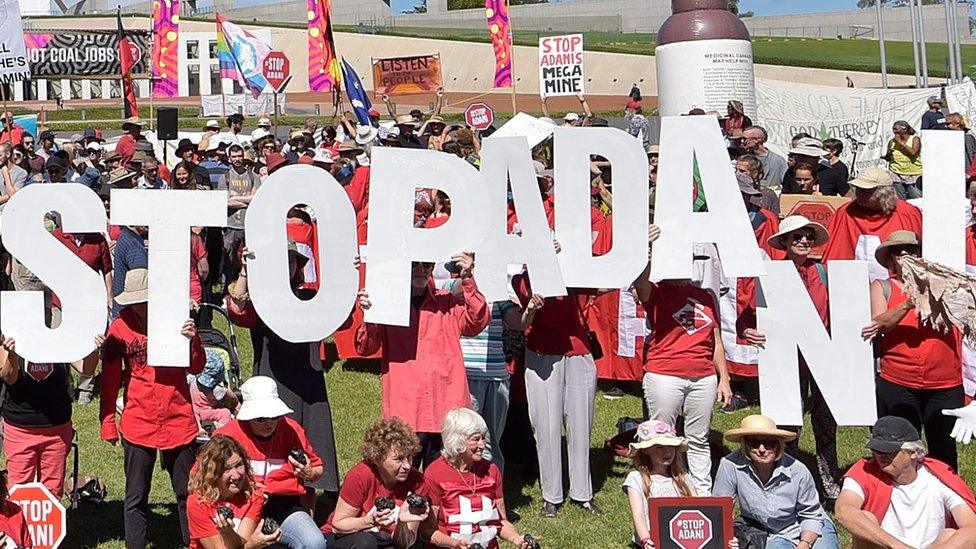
[263,144,276,150]
[790,231,817,242]
[252,416,279,424]
[744,437,781,449]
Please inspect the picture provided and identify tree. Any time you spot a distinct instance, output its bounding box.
[411,0,427,13]
[728,0,739,15]
[857,0,945,7]
[740,10,754,17]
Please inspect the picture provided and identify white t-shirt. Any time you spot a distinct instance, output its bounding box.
[623,471,695,545]
[842,466,966,548]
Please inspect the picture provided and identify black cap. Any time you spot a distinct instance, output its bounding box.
[176,138,196,154]
[409,109,423,118]
[867,416,920,453]
[45,154,68,169]
[83,128,97,138]
[39,130,55,141]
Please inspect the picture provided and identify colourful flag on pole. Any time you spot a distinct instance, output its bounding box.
[486,0,512,88]
[151,0,179,98]
[117,10,139,118]
[341,58,372,126]
[692,154,708,212]
[308,0,342,93]
[215,13,271,98]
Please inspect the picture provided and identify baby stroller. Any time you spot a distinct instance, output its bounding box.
[196,303,242,391]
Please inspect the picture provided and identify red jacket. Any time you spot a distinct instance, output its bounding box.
[115,134,140,166]
[355,277,490,433]
[845,457,976,526]
[214,417,322,497]
[821,200,922,267]
[99,307,205,448]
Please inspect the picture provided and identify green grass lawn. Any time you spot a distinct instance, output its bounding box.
[55,313,976,548]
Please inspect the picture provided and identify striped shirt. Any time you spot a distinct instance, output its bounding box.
[463,301,514,381]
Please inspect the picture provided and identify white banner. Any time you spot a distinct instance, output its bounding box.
[538,34,584,98]
[201,93,284,117]
[0,0,30,84]
[755,78,976,174]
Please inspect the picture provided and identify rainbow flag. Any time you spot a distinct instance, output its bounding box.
[486,0,512,88]
[151,0,179,98]
[308,0,342,93]
[215,13,271,98]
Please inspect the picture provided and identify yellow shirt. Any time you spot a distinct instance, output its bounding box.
[889,135,922,175]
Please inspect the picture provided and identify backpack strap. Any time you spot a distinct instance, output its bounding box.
[815,262,828,290]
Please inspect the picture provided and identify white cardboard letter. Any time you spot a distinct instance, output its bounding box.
[245,165,359,341]
[0,184,107,362]
[650,115,765,280]
[365,147,490,326]
[477,136,565,302]
[552,127,649,288]
[757,260,876,425]
[111,189,227,366]
[920,129,967,270]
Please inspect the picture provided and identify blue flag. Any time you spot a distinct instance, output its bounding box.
[341,58,372,126]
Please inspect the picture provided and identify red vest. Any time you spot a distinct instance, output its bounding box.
[844,457,976,526]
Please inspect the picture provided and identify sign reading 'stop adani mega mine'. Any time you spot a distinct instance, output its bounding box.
[24,29,150,78]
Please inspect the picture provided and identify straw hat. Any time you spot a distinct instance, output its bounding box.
[115,268,149,306]
[724,414,797,443]
[355,125,378,145]
[767,215,829,251]
[122,117,143,130]
[108,167,137,186]
[849,166,893,190]
[236,376,294,421]
[874,230,920,268]
[395,114,418,127]
[628,420,688,455]
[788,137,828,157]
[338,140,364,154]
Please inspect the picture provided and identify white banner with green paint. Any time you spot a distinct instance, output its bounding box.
[755,77,976,175]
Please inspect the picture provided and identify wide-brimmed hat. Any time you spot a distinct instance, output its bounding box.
[175,138,196,156]
[395,114,418,127]
[789,137,827,157]
[355,125,378,145]
[338,140,364,154]
[849,166,893,190]
[265,152,288,174]
[204,119,221,131]
[564,112,580,122]
[288,128,305,142]
[251,128,273,144]
[85,141,104,153]
[115,268,149,306]
[257,117,272,128]
[767,215,829,250]
[736,171,762,196]
[426,115,446,127]
[647,144,660,155]
[313,148,335,164]
[728,100,744,114]
[628,420,688,455]
[236,376,294,421]
[875,230,921,268]
[108,167,137,185]
[122,117,143,130]
[724,414,797,442]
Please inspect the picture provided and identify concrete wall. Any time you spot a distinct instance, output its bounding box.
[743,3,971,43]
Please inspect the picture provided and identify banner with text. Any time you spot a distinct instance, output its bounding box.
[371,54,442,97]
[756,77,976,173]
[538,34,584,98]
[0,0,30,84]
[24,30,150,78]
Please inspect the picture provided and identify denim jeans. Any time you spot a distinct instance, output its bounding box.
[766,518,840,549]
[468,377,511,473]
[279,509,328,549]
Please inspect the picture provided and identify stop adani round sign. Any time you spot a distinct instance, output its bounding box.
[648,496,733,549]
[9,482,66,548]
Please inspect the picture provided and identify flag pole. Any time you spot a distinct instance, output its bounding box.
[507,0,517,114]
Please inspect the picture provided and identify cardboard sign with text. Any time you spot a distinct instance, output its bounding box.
[538,34,584,98]
[372,54,442,96]
[648,497,733,549]
[779,194,851,258]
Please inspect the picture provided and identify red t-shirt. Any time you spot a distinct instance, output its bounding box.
[187,489,264,549]
[322,460,427,534]
[513,274,591,356]
[424,457,504,549]
[880,282,962,390]
[214,417,323,497]
[189,232,207,303]
[0,501,32,548]
[642,283,718,379]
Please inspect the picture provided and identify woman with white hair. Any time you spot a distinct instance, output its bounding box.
[422,408,536,549]
[713,415,840,549]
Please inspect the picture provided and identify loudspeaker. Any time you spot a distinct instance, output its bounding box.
[157,107,179,141]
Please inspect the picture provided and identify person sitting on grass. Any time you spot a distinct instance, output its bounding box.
[321,418,429,548]
[187,434,281,549]
[0,470,32,548]
[713,415,840,549]
[624,419,739,549]
[836,415,976,549]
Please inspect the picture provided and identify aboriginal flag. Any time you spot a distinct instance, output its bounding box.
[117,9,139,118]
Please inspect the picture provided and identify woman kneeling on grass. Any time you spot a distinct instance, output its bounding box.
[321,418,429,548]
[625,420,738,549]
[187,435,280,548]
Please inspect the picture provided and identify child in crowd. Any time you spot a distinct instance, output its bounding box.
[188,350,238,435]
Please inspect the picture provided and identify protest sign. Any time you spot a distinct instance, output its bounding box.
[538,34,584,98]
[779,194,851,258]
[371,54,442,97]
[0,0,30,84]
[921,130,967,270]
[647,497,733,549]
[487,112,555,148]
[24,30,150,78]
[755,77,976,173]
[201,93,283,117]
[465,102,494,131]
[9,483,65,549]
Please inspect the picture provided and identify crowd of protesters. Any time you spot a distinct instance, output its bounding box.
[0,88,974,549]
